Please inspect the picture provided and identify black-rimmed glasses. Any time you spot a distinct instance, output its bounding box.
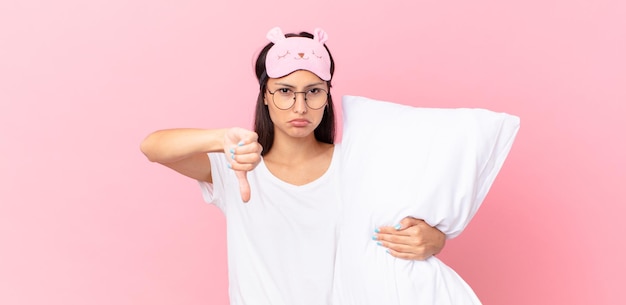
[266,88,329,110]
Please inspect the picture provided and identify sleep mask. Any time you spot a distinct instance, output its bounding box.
[265,27,332,81]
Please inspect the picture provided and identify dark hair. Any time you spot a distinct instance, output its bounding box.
[254,31,336,156]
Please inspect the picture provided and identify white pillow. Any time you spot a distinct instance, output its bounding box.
[332,95,520,305]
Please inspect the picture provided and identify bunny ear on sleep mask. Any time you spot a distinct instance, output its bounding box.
[265,26,332,81]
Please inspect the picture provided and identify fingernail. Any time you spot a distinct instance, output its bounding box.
[227,163,232,169]
[229,148,235,153]
[374,228,380,233]
[237,141,244,146]
[376,241,382,246]
[231,153,235,159]
[386,249,391,254]
[371,235,378,241]
[394,224,402,230]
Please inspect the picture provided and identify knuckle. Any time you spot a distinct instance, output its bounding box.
[412,236,424,245]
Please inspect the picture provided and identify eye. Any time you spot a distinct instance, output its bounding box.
[277,88,293,95]
[277,50,290,59]
[308,88,325,95]
[311,50,323,59]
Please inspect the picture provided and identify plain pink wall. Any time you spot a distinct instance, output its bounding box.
[1,0,624,304]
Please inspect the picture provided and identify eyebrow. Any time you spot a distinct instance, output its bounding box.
[272,81,326,89]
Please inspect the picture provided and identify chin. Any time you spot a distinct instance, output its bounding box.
[286,127,316,138]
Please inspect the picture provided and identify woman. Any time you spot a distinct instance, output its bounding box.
[140,27,445,305]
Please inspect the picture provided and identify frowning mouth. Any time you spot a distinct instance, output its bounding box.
[289,119,310,127]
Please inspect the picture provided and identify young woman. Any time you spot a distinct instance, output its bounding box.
[140,27,445,305]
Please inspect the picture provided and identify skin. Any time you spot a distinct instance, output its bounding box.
[140,69,445,260]
[262,70,335,186]
[375,217,445,260]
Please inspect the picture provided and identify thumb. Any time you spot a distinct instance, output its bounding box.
[396,216,420,230]
[235,170,251,203]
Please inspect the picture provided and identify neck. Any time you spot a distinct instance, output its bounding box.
[265,134,328,164]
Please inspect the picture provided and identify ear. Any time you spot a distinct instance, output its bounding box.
[313,28,328,44]
[266,27,286,44]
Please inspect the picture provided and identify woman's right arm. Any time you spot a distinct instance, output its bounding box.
[140,128,228,182]
[140,127,263,202]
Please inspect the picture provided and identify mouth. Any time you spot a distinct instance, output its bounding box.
[289,119,310,127]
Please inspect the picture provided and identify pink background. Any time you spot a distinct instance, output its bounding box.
[1,0,624,304]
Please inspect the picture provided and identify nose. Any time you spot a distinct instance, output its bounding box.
[298,53,305,58]
[292,92,307,113]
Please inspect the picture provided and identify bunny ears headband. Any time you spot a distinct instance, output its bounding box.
[265,27,332,81]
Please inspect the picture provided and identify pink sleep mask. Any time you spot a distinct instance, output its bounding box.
[265,27,332,81]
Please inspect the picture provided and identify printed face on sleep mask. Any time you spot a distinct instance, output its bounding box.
[265,27,332,81]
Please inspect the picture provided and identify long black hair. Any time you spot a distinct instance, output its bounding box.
[253,31,336,156]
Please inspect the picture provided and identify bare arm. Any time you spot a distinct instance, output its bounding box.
[141,126,262,176]
[140,128,227,182]
[140,127,263,202]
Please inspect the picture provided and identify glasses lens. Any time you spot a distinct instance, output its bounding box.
[305,88,328,109]
[270,88,329,110]
[273,89,295,110]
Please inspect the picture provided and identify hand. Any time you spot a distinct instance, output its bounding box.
[224,128,263,202]
[373,217,446,260]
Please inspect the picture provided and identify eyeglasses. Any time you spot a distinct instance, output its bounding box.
[266,88,329,110]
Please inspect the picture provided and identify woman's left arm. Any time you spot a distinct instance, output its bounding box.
[373,217,446,260]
